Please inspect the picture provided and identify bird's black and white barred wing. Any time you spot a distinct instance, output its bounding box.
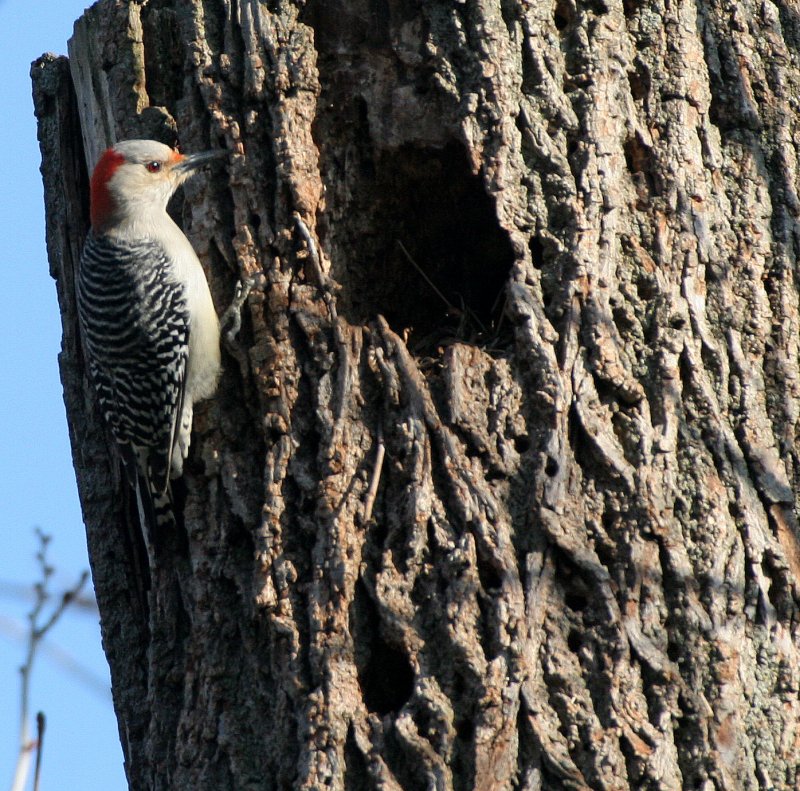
[77,232,189,495]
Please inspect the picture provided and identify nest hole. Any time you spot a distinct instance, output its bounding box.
[335,143,515,351]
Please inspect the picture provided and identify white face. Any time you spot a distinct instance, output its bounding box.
[91,139,224,233]
[107,140,191,216]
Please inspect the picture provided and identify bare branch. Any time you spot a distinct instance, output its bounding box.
[9,531,89,791]
[32,713,45,791]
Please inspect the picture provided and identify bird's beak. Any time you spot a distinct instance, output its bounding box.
[173,149,229,180]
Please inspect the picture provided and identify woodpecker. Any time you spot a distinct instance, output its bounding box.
[77,139,224,532]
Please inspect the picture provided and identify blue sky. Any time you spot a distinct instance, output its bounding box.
[0,1,127,788]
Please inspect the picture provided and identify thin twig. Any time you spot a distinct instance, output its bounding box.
[492,291,509,341]
[10,530,89,791]
[396,240,460,315]
[363,424,386,523]
[0,579,97,612]
[0,616,110,699]
[33,713,45,791]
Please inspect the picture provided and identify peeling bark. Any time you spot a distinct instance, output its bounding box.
[32,0,800,788]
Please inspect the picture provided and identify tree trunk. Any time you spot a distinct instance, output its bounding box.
[32,0,800,788]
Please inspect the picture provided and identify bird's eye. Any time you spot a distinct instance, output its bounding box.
[145,161,162,173]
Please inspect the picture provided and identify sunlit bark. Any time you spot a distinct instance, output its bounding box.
[33,0,800,788]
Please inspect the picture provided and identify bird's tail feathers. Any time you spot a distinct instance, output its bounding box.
[119,443,176,536]
[134,469,176,538]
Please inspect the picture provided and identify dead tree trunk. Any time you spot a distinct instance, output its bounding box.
[32,0,800,788]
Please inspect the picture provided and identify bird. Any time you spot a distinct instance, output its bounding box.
[76,139,224,534]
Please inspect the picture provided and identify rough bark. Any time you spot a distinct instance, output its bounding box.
[32,0,800,788]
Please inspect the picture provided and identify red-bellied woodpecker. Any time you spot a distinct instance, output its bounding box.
[77,139,224,533]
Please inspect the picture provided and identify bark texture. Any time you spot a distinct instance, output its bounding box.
[32,0,800,788]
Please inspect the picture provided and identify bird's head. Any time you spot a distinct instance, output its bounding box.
[89,139,226,233]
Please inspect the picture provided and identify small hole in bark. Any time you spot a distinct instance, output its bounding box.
[601,510,617,530]
[456,718,474,740]
[553,0,574,30]
[477,595,499,661]
[545,457,559,476]
[529,235,544,270]
[622,0,644,17]
[763,557,788,617]
[565,590,588,611]
[583,0,608,14]
[514,435,531,453]
[669,314,686,329]
[361,634,413,715]
[353,581,414,715]
[477,555,502,592]
[628,63,650,101]
[667,639,681,663]
[567,629,582,652]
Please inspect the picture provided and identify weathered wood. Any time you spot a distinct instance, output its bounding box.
[33,0,800,788]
